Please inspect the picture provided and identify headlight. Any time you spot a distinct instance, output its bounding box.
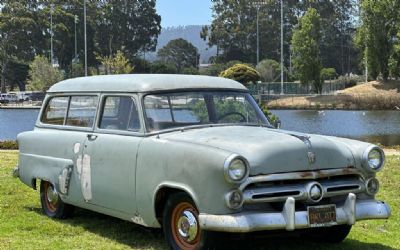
[362,146,385,172]
[224,154,249,183]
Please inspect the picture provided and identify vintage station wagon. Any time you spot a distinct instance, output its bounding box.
[15,74,390,249]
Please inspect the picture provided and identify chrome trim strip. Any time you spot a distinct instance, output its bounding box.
[199,194,391,233]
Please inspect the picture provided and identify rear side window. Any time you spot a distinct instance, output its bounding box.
[41,96,69,125]
[66,96,98,127]
[99,96,140,131]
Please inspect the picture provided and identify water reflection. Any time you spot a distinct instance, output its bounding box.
[274,110,400,146]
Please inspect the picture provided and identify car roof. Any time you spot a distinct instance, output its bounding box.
[47,74,248,93]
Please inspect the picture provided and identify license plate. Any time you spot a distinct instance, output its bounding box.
[307,205,337,227]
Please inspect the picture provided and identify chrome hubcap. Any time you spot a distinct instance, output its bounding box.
[177,210,198,242]
[46,185,59,205]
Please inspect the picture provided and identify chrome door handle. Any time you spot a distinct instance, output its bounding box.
[87,134,98,141]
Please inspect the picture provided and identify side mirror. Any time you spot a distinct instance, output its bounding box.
[273,119,281,129]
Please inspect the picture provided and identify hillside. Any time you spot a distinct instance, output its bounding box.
[147,25,217,63]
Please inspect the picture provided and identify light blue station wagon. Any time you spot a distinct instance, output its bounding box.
[15,74,390,249]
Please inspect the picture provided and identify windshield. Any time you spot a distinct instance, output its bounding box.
[144,91,270,132]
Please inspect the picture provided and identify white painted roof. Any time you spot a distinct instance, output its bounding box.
[48,74,247,93]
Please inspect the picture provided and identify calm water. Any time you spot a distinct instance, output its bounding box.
[1,109,399,146]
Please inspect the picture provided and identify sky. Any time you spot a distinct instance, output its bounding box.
[156,0,212,28]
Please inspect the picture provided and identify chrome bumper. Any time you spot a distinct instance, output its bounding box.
[12,166,19,178]
[199,193,391,233]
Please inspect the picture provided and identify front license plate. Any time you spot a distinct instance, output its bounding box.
[307,205,337,227]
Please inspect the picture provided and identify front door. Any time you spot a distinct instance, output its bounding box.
[82,95,142,214]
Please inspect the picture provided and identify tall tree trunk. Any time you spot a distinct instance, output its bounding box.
[1,61,7,93]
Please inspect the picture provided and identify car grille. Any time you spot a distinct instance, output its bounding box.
[240,168,365,205]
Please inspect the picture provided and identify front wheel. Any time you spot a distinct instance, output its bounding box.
[40,181,74,219]
[163,193,215,250]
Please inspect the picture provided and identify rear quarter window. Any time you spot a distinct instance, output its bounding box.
[41,96,69,125]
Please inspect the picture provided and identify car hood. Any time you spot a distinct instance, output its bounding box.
[160,126,355,176]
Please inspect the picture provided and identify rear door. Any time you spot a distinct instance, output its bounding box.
[82,94,143,214]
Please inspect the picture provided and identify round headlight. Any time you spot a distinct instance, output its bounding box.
[363,146,385,172]
[224,154,249,183]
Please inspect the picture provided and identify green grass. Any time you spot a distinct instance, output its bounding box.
[0,151,398,250]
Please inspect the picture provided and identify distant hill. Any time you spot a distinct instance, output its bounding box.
[146,25,217,63]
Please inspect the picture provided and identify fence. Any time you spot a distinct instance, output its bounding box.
[248,81,346,96]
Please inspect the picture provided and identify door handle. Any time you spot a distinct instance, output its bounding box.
[87,134,98,141]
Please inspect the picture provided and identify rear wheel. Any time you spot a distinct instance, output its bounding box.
[40,181,74,219]
[305,224,352,243]
[163,193,214,250]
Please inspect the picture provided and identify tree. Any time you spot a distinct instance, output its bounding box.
[356,0,400,81]
[28,56,64,91]
[150,61,178,74]
[256,59,281,82]
[97,50,134,75]
[219,64,260,85]
[94,0,161,60]
[292,8,322,93]
[320,68,337,81]
[157,38,199,73]
[0,0,43,92]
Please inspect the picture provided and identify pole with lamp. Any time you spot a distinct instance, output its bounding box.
[252,1,267,65]
[50,4,54,66]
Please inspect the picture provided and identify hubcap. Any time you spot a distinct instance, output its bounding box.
[177,210,198,242]
[46,184,59,206]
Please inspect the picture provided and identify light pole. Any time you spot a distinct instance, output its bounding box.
[50,4,54,66]
[84,0,87,76]
[74,15,78,62]
[252,1,267,65]
[280,0,284,95]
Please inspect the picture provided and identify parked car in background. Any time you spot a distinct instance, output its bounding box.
[0,93,18,103]
[10,92,32,102]
[14,75,391,250]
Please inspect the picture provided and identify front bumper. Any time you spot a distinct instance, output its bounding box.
[199,193,391,233]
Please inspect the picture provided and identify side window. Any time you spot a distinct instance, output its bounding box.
[99,96,140,131]
[41,96,69,125]
[66,96,98,128]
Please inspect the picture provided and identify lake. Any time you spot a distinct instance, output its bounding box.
[1,109,399,146]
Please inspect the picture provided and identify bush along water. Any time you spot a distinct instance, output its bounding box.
[0,140,18,150]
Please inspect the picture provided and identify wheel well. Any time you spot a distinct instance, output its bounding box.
[154,187,188,224]
[32,178,37,190]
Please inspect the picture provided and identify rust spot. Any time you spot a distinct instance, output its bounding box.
[300,172,313,178]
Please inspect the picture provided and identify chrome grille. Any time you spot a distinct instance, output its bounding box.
[241,168,365,204]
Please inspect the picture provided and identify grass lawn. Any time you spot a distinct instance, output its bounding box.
[0,151,398,250]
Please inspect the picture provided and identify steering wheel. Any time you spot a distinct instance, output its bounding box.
[217,112,246,122]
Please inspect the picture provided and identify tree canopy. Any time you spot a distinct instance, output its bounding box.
[157,38,199,73]
[292,8,322,93]
[0,0,161,92]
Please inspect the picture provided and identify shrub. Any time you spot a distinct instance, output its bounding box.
[0,140,18,150]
